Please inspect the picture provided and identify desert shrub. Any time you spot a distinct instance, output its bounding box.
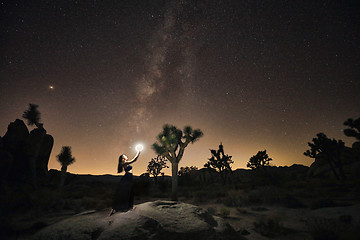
[223,195,245,207]
[151,191,168,198]
[310,199,339,209]
[79,196,96,209]
[247,186,305,208]
[179,189,193,199]
[33,188,63,212]
[158,179,169,193]
[216,190,228,198]
[253,217,286,237]
[236,207,248,214]
[246,186,284,205]
[279,193,306,208]
[306,217,360,240]
[206,207,216,215]
[219,207,230,218]
[194,190,208,203]
[133,178,150,196]
[251,206,268,212]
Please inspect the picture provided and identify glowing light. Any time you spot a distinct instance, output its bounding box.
[135,144,144,152]
[49,85,54,90]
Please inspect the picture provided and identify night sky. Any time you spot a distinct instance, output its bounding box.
[1,0,359,175]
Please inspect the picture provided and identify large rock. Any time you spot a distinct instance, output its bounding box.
[2,119,30,179]
[25,128,54,178]
[308,158,332,178]
[1,119,54,182]
[2,119,29,158]
[31,201,243,240]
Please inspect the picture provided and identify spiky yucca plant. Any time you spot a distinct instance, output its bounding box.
[57,146,76,189]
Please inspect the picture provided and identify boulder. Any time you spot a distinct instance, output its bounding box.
[2,119,29,158]
[31,201,243,240]
[2,119,30,179]
[308,158,332,178]
[25,128,54,178]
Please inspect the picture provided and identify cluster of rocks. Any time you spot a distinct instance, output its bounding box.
[0,119,53,187]
[31,201,244,240]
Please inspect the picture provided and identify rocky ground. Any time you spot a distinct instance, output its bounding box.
[30,201,244,240]
[2,164,360,240]
[5,199,360,240]
[196,202,360,240]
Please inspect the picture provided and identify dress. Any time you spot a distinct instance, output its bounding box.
[112,169,134,212]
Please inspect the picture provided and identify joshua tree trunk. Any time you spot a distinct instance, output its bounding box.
[154,175,158,185]
[326,158,341,181]
[171,161,179,201]
[59,165,68,189]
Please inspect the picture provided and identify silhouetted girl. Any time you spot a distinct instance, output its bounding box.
[108,150,140,216]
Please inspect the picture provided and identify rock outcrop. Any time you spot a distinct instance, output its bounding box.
[25,128,54,178]
[2,119,29,178]
[31,201,243,240]
[0,119,53,183]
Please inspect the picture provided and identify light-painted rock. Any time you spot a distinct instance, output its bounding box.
[32,201,243,240]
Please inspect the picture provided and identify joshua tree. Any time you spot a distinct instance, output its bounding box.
[304,133,346,181]
[152,124,203,201]
[247,149,276,184]
[57,146,76,189]
[344,117,360,149]
[147,155,169,183]
[204,143,233,183]
[247,150,272,170]
[22,103,46,189]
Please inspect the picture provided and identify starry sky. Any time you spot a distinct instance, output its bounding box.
[1,0,359,175]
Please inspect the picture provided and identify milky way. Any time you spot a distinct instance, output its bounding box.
[131,1,206,134]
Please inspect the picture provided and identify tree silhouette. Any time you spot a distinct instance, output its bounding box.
[23,104,41,128]
[152,124,203,201]
[344,117,360,149]
[204,143,233,183]
[147,155,168,183]
[57,146,76,189]
[22,103,46,189]
[304,133,346,181]
[247,150,272,170]
[178,166,198,177]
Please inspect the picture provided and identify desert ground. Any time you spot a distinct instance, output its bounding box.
[1,165,360,240]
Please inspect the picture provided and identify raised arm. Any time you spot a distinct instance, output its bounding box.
[125,151,140,164]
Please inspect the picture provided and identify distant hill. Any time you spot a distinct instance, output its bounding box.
[48,169,172,183]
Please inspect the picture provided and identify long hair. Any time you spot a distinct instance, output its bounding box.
[117,154,125,173]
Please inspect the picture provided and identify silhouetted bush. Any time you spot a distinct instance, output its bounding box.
[306,217,360,240]
[253,217,287,238]
[158,177,170,193]
[219,207,230,218]
[223,194,244,207]
[133,177,150,196]
[245,186,305,208]
[310,199,338,209]
[206,207,216,215]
